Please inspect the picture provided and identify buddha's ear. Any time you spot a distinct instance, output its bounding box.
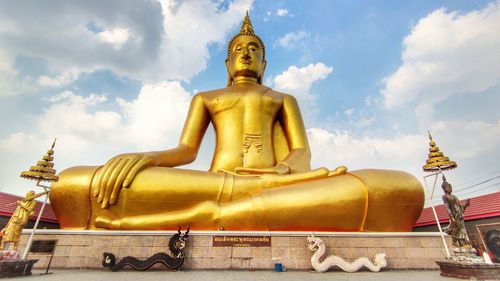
[225,59,233,86]
[258,60,267,85]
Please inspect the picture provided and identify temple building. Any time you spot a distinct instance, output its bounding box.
[413,191,500,258]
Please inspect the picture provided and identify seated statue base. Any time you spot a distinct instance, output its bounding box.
[436,260,500,280]
[0,259,38,278]
[19,230,454,271]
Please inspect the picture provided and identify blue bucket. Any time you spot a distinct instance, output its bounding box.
[274,263,283,272]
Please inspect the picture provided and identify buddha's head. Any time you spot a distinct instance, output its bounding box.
[226,12,266,86]
[441,175,452,194]
[25,190,35,200]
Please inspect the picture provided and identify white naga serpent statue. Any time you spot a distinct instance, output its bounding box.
[307,235,387,273]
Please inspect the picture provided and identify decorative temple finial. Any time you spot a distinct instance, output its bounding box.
[20,138,59,182]
[422,131,457,172]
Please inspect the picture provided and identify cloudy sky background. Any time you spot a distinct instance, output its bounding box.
[1,0,499,207]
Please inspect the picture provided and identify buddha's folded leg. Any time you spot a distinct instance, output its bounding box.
[51,166,232,229]
[93,171,370,231]
[50,166,97,229]
[51,167,423,231]
[350,169,424,231]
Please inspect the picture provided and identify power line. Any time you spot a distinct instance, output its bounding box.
[457,182,500,197]
[456,170,500,187]
[453,175,500,193]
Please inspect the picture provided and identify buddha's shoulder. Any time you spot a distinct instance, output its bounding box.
[193,85,296,101]
[193,87,230,101]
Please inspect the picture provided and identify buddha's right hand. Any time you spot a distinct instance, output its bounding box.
[91,153,159,209]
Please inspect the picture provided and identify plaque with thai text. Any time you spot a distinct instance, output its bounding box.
[213,236,271,247]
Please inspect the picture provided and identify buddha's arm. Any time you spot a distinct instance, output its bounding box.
[92,94,210,208]
[278,95,312,173]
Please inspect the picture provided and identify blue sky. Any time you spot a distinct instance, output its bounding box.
[0,0,499,206]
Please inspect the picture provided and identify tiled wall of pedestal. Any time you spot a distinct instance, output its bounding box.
[18,233,451,270]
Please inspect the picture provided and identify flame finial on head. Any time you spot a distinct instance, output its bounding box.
[240,11,255,35]
[227,11,266,61]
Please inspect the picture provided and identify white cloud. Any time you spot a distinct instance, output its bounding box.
[0,81,194,195]
[344,108,354,118]
[429,119,500,160]
[37,68,81,87]
[381,2,500,109]
[276,31,309,48]
[274,63,332,93]
[155,0,252,81]
[276,8,289,17]
[273,63,333,120]
[0,49,24,96]
[98,27,130,48]
[0,0,253,95]
[308,128,426,172]
[117,81,191,148]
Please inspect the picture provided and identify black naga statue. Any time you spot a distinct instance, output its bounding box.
[102,227,190,271]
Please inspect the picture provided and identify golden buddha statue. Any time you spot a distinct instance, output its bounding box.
[50,13,424,232]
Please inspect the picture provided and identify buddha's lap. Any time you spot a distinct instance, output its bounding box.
[50,166,423,231]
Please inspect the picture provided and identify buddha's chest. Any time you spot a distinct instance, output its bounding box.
[207,90,282,119]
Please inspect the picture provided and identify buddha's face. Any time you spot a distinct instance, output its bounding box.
[226,35,265,81]
[442,183,452,194]
[26,191,35,199]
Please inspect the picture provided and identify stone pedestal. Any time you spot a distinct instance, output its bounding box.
[19,230,453,270]
[436,260,500,280]
[0,260,38,278]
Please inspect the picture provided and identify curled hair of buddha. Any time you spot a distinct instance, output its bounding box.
[226,11,266,85]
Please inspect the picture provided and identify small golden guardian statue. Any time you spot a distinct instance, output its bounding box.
[49,13,424,231]
[0,191,49,251]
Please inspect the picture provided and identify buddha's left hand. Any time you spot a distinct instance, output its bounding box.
[92,153,160,208]
[233,162,290,175]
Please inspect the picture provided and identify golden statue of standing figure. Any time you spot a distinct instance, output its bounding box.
[49,13,424,231]
[1,191,49,250]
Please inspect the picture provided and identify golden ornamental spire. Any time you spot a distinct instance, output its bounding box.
[239,11,255,35]
[422,131,457,172]
[20,138,59,182]
[227,11,266,59]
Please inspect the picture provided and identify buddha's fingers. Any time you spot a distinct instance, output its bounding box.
[123,157,151,188]
[103,159,129,207]
[99,159,123,208]
[234,167,278,175]
[95,159,119,202]
[95,216,121,230]
[218,169,260,177]
[118,156,142,188]
[109,168,130,205]
[91,166,105,197]
[328,166,348,177]
[262,167,329,188]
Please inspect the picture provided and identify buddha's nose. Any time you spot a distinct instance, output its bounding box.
[242,53,250,60]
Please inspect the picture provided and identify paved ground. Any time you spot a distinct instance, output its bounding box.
[13,269,467,281]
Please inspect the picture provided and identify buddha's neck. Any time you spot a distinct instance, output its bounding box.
[233,76,258,85]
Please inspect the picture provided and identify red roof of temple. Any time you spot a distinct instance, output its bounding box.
[0,191,58,223]
[414,192,500,227]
